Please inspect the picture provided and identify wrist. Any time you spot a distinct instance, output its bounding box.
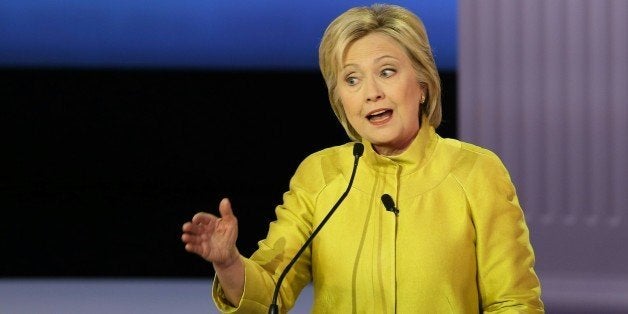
[213,250,242,271]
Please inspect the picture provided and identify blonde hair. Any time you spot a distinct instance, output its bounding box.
[318,3,442,141]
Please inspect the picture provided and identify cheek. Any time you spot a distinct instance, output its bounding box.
[339,93,361,116]
[400,89,422,115]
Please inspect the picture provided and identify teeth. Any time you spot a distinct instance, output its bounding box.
[369,109,388,116]
[367,109,390,119]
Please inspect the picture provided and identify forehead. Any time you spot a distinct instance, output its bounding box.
[343,32,406,64]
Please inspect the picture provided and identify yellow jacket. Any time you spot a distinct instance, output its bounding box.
[213,125,544,313]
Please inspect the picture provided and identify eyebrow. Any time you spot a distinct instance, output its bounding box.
[341,55,400,70]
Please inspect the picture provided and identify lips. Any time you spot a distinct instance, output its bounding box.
[366,108,393,124]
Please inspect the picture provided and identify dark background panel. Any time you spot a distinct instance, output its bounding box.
[0,68,456,277]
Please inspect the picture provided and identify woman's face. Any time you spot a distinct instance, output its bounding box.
[337,32,424,156]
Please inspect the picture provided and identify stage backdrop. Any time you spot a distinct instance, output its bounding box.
[0,0,457,70]
[459,0,628,312]
[1,1,458,278]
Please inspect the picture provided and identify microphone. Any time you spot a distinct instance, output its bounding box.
[268,142,364,314]
[381,194,399,216]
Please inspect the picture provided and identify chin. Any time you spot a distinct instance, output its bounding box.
[368,137,397,150]
[369,131,401,144]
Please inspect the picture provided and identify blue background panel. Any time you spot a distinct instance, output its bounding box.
[0,0,457,70]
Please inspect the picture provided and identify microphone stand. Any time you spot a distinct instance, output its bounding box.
[268,143,364,314]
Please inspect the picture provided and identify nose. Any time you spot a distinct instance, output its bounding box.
[365,77,383,102]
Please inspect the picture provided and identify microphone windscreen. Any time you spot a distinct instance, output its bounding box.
[353,142,364,157]
[381,194,395,212]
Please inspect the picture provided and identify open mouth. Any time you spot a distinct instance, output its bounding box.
[366,109,393,123]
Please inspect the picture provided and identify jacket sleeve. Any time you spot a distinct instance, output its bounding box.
[212,153,326,313]
[465,149,545,313]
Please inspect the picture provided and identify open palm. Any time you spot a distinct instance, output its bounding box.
[181,198,240,267]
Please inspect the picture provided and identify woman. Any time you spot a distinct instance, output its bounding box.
[181,4,544,313]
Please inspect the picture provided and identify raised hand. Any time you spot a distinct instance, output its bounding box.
[181,198,240,268]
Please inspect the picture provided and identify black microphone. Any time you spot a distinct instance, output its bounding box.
[381,194,399,216]
[268,142,364,314]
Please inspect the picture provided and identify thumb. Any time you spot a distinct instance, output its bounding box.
[218,197,235,218]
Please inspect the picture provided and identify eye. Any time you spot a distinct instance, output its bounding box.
[345,75,360,86]
[380,68,396,78]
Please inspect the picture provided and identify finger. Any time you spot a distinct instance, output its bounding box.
[218,198,235,218]
[181,232,202,245]
[192,212,216,225]
[182,221,206,235]
[181,233,192,244]
[184,242,203,255]
[181,221,195,232]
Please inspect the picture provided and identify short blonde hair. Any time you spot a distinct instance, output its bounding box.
[318,3,442,141]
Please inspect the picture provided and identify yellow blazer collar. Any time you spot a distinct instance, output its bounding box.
[360,118,439,176]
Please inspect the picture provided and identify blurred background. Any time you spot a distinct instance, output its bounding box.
[1,0,626,313]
